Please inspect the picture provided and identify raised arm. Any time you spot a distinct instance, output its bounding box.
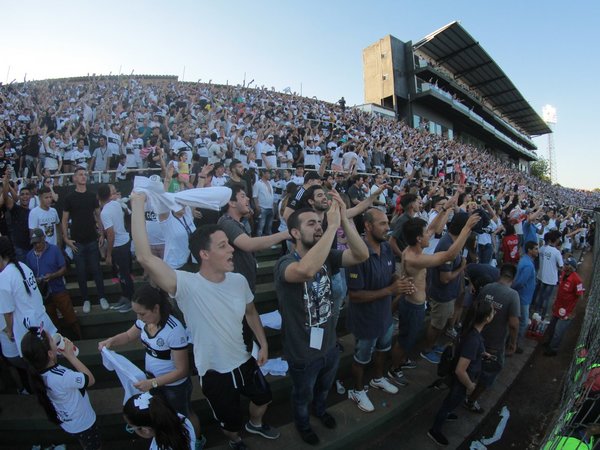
[130,192,177,295]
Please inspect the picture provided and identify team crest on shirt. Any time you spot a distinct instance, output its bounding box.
[156,338,165,347]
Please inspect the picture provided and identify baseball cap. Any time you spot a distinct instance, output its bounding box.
[30,228,45,244]
[565,257,577,269]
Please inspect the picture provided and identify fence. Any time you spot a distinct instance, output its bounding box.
[540,211,600,449]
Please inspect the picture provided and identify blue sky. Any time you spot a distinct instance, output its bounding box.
[2,0,598,189]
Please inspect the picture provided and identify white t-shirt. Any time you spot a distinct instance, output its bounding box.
[0,262,57,356]
[253,180,274,210]
[0,314,19,358]
[537,245,563,285]
[171,271,252,376]
[41,365,96,434]
[135,315,188,386]
[160,211,196,269]
[28,206,60,246]
[149,415,196,450]
[100,200,130,247]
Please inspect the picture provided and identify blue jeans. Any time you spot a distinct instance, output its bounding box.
[534,282,556,318]
[545,317,572,352]
[73,241,105,300]
[478,243,493,265]
[518,303,530,340]
[432,378,467,433]
[111,241,134,299]
[288,345,340,431]
[257,208,273,237]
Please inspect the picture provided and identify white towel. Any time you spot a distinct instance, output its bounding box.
[101,348,146,404]
[259,358,288,377]
[133,176,231,214]
[259,310,282,330]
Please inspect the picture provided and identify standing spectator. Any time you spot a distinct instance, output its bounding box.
[427,301,495,446]
[389,193,422,258]
[21,328,100,450]
[464,264,520,413]
[500,222,520,265]
[369,174,388,212]
[274,198,368,445]
[253,170,275,237]
[218,185,289,294]
[261,134,277,169]
[25,229,81,340]
[90,136,111,182]
[70,138,92,170]
[61,167,109,314]
[346,209,414,412]
[543,257,584,357]
[28,186,60,245]
[98,184,133,313]
[131,194,280,450]
[3,173,32,262]
[534,231,564,318]
[421,213,472,364]
[512,241,539,350]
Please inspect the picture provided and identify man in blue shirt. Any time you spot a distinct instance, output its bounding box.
[346,209,414,413]
[25,228,81,339]
[521,206,544,251]
[512,241,539,351]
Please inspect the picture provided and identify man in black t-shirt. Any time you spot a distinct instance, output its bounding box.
[62,167,108,314]
[2,173,32,261]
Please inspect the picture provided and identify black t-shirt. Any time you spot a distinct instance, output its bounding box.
[9,204,31,250]
[64,190,99,244]
[217,214,257,292]
[460,328,485,381]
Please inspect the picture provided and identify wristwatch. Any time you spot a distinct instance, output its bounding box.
[151,379,159,389]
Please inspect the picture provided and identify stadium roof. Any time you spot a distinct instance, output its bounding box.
[413,21,551,136]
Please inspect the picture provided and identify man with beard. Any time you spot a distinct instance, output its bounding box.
[274,195,368,445]
[346,208,415,412]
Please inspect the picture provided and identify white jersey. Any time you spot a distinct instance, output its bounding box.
[41,364,96,434]
[160,210,196,269]
[171,271,253,376]
[71,148,92,169]
[150,414,196,450]
[136,315,188,386]
[28,207,60,246]
[304,145,322,167]
[0,262,57,356]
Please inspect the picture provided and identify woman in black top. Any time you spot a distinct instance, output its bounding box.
[428,301,495,446]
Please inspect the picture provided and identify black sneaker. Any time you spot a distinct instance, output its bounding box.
[446,412,458,421]
[401,359,417,370]
[318,412,336,429]
[463,399,485,414]
[244,421,280,439]
[228,439,248,450]
[298,427,319,446]
[427,428,449,446]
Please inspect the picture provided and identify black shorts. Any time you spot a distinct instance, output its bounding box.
[72,420,101,450]
[201,357,272,432]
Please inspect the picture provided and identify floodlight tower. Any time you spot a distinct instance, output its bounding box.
[542,105,557,183]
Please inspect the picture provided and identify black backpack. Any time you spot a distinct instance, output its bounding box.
[437,336,461,379]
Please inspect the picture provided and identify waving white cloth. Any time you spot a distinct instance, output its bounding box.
[101,347,146,404]
[133,176,231,215]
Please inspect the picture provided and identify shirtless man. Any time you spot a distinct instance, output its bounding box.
[388,206,479,383]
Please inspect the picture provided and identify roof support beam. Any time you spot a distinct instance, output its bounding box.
[437,42,480,64]
[482,88,516,99]
[454,60,493,79]
[495,99,524,108]
[469,75,505,88]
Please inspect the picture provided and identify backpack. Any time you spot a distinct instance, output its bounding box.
[437,337,461,379]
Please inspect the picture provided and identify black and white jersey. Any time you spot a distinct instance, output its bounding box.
[41,364,96,434]
[136,315,188,386]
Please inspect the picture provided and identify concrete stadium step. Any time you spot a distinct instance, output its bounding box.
[0,335,356,447]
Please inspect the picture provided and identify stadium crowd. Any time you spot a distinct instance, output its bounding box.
[0,76,598,449]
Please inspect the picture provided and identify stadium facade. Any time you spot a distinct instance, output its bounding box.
[362,21,551,172]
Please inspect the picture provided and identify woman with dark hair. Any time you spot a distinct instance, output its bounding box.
[427,301,496,446]
[0,236,57,355]
[21,326,100,449]
[98,284,203,446]
[123,392,195,450]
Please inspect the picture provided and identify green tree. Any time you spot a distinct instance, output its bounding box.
[530,158,551,182]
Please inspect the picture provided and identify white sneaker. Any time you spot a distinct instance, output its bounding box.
[348,389,375,412]
[82,300,91,314]
[99,298,110,310]
[370,377,399,394]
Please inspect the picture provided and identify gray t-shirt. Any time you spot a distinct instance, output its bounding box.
[274,250,343,363]
[478,282,520,352]
[218,214,257,293]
